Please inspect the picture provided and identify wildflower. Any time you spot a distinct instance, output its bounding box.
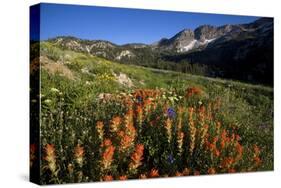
[186,87,202,97]
[120,134,133,151]
[235,142,243,160]
[175,171,182,176]
[188,107,196,155]
[253,144,261,155]
[194,170,200,176]
[129,144,144,171]
[101,139,115,170]
[200,124,209,148]
[253,157,262,166]
[139,174,147,179]
[221,157,234,169]
[110,116,121,132]
[177,132,184,155]
[103,175,113,181]
[165,118,172,143]
[96,121,104,140]
[208,168,216,174]
[214,149,220,157]
[183,168,191,176]
[74,144,84,166]
[67,163,74,174]
[136,95,143,104]
[220,129,227,149]
[50,87,60,93]
[101,139,112,147]
[119,175,127,180]
[198,105,206,122]
[149,168,159,177]
[136,105,143,124]
[168,154,175,164]
[228,168,236,173]
[44,99,52,104]
[234,135,240,141]
[177,106,184,130]
[167,107,176,119]
[44,144,57,175]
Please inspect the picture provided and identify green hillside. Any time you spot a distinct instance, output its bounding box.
[33,41,273,184]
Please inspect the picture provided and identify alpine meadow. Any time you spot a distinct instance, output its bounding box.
[30,3,273,185]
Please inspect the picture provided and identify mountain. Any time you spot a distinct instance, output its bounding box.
[162,17,273,84]
[46,17,273,85]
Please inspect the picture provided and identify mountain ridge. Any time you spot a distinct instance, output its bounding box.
[44,17,273,85]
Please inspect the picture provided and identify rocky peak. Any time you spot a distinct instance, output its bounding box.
[194,25,217,41]
[172,29,194,41]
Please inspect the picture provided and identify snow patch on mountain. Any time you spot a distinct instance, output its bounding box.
[177,38,217,52]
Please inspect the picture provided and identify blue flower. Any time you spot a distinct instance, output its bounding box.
[168,154,175,164]
[136,96,143,103]
[167,107,176,119]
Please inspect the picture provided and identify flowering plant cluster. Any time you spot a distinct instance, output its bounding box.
[32,87,264,184]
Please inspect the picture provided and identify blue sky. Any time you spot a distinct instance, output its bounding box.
[32,3,260,44]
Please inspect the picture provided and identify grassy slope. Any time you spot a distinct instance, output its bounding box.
[40,41,273,171]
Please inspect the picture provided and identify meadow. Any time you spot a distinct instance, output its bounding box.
[30,42,273,184]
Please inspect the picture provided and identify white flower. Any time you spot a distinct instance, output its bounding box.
[44,99,52,104]
[50,88,60,93]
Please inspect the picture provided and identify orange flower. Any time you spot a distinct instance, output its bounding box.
[253,157,262,165]
[253,144,261,155]
[102,146,115,163]
[74,144,84,166]
[45,144,55,158]
[149,168,159,177]
[165,118,172,143]
[188,107,196,155]
[139,174,147,179]
[44,144,57,174]
[220,139,225,149]
[198,105,206,122]
[194,170,200,176]
[235,142,243,160]
[101,139,115,170]
[235,134,241,141]
[103,175,113,181]
[177,132,184,155]
[110,116,121,132]
[67,163,74,174]
[119,175,127,180]
[101,139,112,147]
[186,87,202,97]
[221,157,234,168]
[208,168,216,174]
[136,105,143,123]
[228,168,236,173]
[175,171,182,176]
[214,149,220,157]
[182,168,191,176]
[129,144,144,171]
[74,144,84,158]
[96,121,104,140]
[120,134,133,151]
[209,143,216,150]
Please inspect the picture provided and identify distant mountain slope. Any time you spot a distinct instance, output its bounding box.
[46,17,273,85]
